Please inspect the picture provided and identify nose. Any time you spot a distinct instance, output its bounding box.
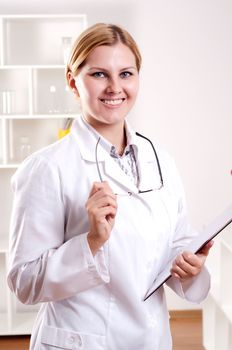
[106,76,122,94]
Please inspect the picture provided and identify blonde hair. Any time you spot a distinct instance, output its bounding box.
[66,23,141,82]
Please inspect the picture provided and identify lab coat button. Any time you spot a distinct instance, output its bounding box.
[77,336,82,346]
[68,336,75,344]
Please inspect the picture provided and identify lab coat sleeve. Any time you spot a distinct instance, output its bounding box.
[165,156,210,303]
[7,155,110,305]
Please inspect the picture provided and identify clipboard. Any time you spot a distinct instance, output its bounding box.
[144,204,232,301]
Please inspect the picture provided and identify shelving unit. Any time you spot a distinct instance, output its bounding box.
[0,14,87,335]
[203,223,232,350]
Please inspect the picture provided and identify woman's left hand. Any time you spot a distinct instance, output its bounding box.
[170,240,214,281]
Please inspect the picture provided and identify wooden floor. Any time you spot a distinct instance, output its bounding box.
[0,310,203,350]
[170,310,204,350]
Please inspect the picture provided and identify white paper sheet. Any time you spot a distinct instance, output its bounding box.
[144,204,232,301]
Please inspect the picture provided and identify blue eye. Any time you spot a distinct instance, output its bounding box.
[91,71,133,79]
[120,71,132,78]
[92,72,106,78]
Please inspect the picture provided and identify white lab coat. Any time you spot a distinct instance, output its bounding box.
[7,116,210,350]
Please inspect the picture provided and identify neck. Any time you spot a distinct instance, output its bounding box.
[102,125,127,155]
[86,119,127,155]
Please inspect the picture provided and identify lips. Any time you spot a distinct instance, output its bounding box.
[100,98,125,106]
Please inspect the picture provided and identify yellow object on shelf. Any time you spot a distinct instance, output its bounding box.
[58,128,70,139]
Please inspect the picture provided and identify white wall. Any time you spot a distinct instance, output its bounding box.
[131,0,232,309]
[1,0,231,310]
[133,0,232,229]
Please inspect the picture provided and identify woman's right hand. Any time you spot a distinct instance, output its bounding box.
[86,181,117,256]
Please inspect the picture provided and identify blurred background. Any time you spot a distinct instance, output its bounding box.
[0,0,231,348]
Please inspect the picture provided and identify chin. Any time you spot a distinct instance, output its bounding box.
[100,109,128,122]
[101,115,126,125]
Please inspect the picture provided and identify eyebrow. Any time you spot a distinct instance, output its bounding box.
[87,66,137,72]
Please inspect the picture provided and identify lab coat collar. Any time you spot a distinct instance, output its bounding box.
[70,116,159,194]
[70,117,137,192]
[70,116,101,162]
[70,116,155,163]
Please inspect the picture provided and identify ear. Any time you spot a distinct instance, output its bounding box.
[67,72,80,97]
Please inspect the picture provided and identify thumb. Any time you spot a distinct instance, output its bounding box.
[197,240,214,257]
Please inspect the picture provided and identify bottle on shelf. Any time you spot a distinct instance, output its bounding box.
[1,90,15,114]
[19,136,31,161]
[61,37,72,64]
[48,85,60,114]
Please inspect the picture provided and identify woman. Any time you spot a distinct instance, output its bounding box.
[7,23,212,350]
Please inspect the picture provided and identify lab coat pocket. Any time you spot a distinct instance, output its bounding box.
[40,325,106,349]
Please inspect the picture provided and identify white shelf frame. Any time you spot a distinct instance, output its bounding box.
[0,64,66,69]
[1,14,87,21]
[203,225,232,350]
[2,118,7,164]
[0,113,80,120]
[0,17,4,65]
[0,311,38,336]
[0,13,87,336]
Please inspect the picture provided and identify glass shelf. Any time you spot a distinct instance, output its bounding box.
[0,13,87,336]
[0,68,30,115]
[32,68,80,115]
[3,16,86,65]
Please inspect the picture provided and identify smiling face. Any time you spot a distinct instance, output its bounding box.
[72,43,139,132]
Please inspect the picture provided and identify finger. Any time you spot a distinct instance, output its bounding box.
[88,187,117,205]
[181,251,201,268]
[101,181,114,191]
[197,240,214,256]
[171,266,189,280]
[172,254,191,275]
[89,181,114,198]
[171,254,200,278]
[92,206,117,222]
[171,263,198,280]
[171,256,190,279]
[88,195,118,211]
[88,182,106,197]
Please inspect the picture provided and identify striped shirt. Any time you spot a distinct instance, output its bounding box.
[81,116,139,186]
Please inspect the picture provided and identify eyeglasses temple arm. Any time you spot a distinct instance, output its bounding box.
[135,132,164,187]
[95,137,103,182]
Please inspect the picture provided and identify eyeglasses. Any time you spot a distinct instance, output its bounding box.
[95,131,163,196]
